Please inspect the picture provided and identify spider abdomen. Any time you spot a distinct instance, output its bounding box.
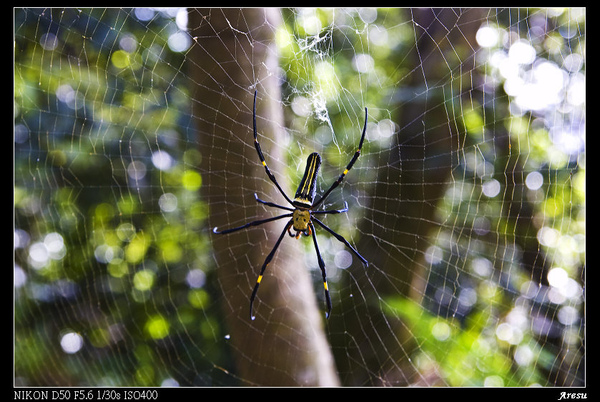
[293,152,321,208]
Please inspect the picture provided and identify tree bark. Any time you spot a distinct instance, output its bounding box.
[188,8,339,386]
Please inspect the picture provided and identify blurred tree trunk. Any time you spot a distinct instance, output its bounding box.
[188,8,339,386]
[333,8,485,385]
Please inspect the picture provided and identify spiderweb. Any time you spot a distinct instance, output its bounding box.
[14,8,585,388]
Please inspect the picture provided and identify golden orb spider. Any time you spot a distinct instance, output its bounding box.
[213,91,368,320]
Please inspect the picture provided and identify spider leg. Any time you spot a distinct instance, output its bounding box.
[213,213,293,235]
[312,216,368,266]
[313,107,368,209]
[312,201,348,215]
[253,91,295,206]
[254,193,294,211]
[249,219,293,320]
[309,222,332,319]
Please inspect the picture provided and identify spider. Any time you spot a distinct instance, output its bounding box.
[213,91,368,320]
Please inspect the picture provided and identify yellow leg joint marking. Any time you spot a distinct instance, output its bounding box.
[262,161,266,166]
[257,275,263,284]
[343,169,349,175]
[324,282,329,291]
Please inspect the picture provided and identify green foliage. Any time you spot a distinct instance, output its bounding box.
[385,297,547,386]
[397,7,585,386]
[15,8,219,386]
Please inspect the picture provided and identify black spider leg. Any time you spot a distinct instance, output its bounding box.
[253,91,295,206]
[249,219,294,320]
[213,213,293,234]
[312,201,348,215]
[253,193,294,212]
[312,216,368,266]
[309,222,332,319]
[313,107,368,209]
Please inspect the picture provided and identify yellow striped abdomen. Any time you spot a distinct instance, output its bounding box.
[293,152,321,208]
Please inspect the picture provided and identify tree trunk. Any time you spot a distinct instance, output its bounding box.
[188,8,339,386]
[332,8,485,385]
